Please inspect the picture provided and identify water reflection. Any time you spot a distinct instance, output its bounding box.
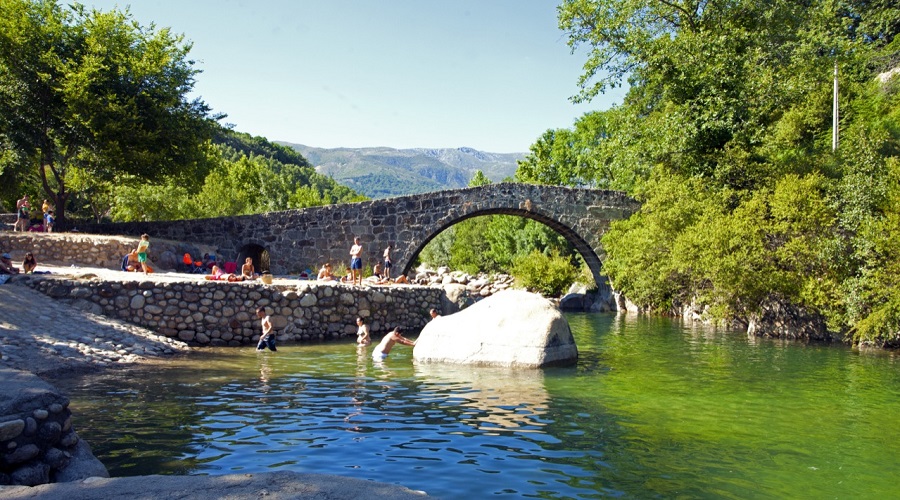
[414,363,549,433]
[256,352,273,391]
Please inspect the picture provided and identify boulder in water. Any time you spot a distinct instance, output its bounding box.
[413,290,577,368]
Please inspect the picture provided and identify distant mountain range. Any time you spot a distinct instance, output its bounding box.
[277,142,526,199]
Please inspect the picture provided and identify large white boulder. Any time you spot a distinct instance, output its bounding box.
[413,290,577,368]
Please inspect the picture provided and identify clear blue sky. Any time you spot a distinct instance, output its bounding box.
[87,0,624,153]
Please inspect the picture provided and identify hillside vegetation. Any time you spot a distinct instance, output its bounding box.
[282,143,523,198]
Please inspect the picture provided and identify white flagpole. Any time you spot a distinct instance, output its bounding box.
[833,62,839,152]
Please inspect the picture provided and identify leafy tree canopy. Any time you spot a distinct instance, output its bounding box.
[0,0,220,226]
[518,0,900,342]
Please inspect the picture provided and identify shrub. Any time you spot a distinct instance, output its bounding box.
[511,250,577,297]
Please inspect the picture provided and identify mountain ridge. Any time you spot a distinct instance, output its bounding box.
[277,142,526,199]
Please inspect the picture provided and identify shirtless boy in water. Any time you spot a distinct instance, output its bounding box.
[256,307,277,352]
[371,326,415,361]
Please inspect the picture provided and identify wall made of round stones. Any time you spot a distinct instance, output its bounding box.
[0,368,106,486]
[21,277,444,346]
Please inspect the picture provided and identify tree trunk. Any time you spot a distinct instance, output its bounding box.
[37,151,70,231]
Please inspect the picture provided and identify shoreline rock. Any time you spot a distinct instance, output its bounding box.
[414,290,578,368]
[0,368,109,486]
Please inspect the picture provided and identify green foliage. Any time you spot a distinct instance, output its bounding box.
[109,182,194,222]
[0,0,219,226]
[522,0,900,343]
[512,250,578,297]
[469,170,491,187]
[418,227,455,268]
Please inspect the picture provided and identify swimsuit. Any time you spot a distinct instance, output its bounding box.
[136,241,150,263]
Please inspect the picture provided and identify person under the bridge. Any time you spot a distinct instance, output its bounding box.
[241,257,258,280]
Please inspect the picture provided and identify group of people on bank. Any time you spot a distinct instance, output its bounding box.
[316,238,406,285]
[14,195,54,233]
[0,251,36,275]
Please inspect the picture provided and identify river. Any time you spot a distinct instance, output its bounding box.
[54,312,900,498]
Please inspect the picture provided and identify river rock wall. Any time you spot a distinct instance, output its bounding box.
[0,233,213,272]
[18,275,443,346]
[0,368,108,486]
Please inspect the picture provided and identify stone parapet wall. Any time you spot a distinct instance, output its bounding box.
[0,233,214,271]
[0,214,16,230]
[0,368,108,486]
[18,275,443,346]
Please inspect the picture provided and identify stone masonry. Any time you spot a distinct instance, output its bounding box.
[0,368,109,486]
[80,183,640,284]
[16,275,444,346]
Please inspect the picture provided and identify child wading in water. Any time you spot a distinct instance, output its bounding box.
[256,306,277,351]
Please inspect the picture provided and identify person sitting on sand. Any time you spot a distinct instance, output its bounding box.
[22,252,37,274]
[371,326,416,361]
[317,263,336,281]
[365,264,389,285]
[241,257,258,280]
[0,253,19,274]
[122,250,140,272]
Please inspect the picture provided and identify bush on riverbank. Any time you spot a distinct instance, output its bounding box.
[512,250,578,297]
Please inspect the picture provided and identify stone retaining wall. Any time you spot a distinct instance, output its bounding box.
[0,214,16,230]
[0,368,108,486]
[18,275,444,346]
[0,233,214,271]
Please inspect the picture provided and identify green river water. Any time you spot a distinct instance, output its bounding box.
[54,313,900,498]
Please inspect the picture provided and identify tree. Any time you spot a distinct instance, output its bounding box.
[0,0,219,227]
[538,0,900,342]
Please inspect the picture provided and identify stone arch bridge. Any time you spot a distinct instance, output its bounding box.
[84,184,639,282]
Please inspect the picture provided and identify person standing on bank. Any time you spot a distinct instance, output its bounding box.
[382,243,393,281]
[349,236,363,286]
[15,195,30,232]
[256,306,277,351]
[135,234,151,274]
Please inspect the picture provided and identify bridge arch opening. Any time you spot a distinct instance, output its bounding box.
[237,243,270,274]
[404,208,604,288]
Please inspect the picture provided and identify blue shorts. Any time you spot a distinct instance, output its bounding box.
[372,349,387,361]
[383,260,392,269]
[350,257,362,270]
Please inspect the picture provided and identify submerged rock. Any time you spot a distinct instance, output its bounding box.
[413,290,577,368]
